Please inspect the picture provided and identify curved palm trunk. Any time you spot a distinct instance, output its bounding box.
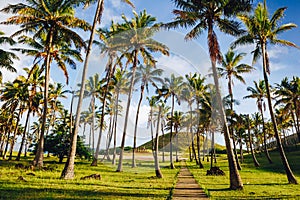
[16,108,31,161]
[117,50,138,172]
[61,0,103,179]
[208,24,243,190]
[9,109,22,160]
[228,78,241,170]
[169,95,175,169]
[154,106,163,178]
[33,29,53,168]
[132,85,145,168]
[260,105,272,164]
[261,42,297,184]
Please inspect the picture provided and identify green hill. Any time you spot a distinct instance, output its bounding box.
[138,132,226,152]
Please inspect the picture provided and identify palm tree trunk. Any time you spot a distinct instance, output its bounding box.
[196,102,203,168]
[132,85,145,168]
[208,24,243,190]
[210,130,215,169]
[260,106,272,164]
[228,78,241,170]
[161,122,165,162]
[112,92,120,165]
[9,109,22,160]
[117,50,138,172]
[91,96,95,156]
[261,42,297,184]
[175,128,179,162]
[188,105,193,161]
[247,116,260,167]
[61,0,103,179]
[154,105,163,178]
[169,95,175,169]
[33,29,54,168]
[0,139,4,157]
[16,108,31,161]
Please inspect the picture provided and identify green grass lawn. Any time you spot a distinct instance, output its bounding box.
[188,147,300,199]
[0,154,180,200]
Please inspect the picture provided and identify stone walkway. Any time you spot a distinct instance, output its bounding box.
[172,164,209,200]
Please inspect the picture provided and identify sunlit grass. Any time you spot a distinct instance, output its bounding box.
[188,147,300,199]
[0,154,180,200]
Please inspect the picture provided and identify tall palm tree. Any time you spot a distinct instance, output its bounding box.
[84,74,102,156]
[62,0,134,179]
[131,64,164,167]
[110,69,129,165]
[186,73,209,168]
[171,111,184,162]
[16,65,43,161]
[2,0,89,167]
[0,30,18,82]
[165,0,252,189]
[218,48,254,169]
[157,74,186,169]
[116,10,169,172]
[180,84,195,161]
[233,1,298,184]
[275,77,300,140]
[244,80,272,163]
[245,114,260,167]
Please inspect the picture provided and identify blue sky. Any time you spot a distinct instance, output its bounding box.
[0,0,299,148]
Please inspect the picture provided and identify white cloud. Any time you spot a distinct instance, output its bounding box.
[268,46,289,59]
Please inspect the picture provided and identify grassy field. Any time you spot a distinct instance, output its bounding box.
[188,146,300,199]
[1,147,300,200]
[0,154,180,200]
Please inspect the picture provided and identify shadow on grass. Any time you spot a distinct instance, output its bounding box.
[0,186,168,200]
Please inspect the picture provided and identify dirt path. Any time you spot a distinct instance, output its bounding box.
[172,163,209,200]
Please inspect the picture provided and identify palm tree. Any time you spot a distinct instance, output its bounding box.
[2,0,89,167]
[171,111,184,162]
[62,0,134,179]
[165,0,252,189]
[233,0,298,184]
[275,77,300,140]
[244,80,272,163]
[153,101,170,163]
[110,69,129,165]
[218,48,254,169]
[84,74,102,156]
[180,84,195,161]
[0,30,18,82]
[116,10,169,172]
[157,74,186,169]
[186,73,209,168]
[16,65,43,161]
[245,114,260,167]
[131,64,164,167]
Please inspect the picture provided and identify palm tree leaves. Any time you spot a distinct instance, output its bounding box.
[0,30,18,82]
[234,1,298,72]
